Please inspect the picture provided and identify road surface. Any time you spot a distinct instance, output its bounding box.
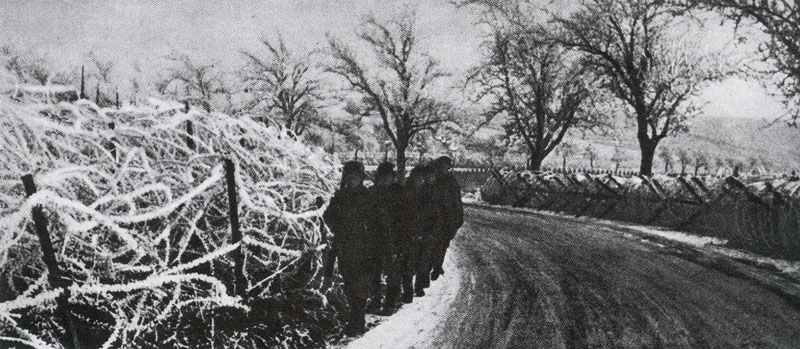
[418,206,800,349]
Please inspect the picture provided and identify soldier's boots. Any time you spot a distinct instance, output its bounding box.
[344,303,367,336]
[344,323,366,336]
[379,295,402,316]
[401,291,414,303]
[431,266,445,281]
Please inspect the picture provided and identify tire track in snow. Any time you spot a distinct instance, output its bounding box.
[343,206,800,348]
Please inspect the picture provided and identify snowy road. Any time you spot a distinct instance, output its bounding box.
[351,205,800,349]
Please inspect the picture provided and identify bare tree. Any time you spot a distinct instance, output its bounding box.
[556,141,577,170]
[465,136,509,167]
[746,155,762,174]
[552,0,732,175]
[3,48,52,85]
[158,53,229,112]
[468,27,603,171]
[611,144,629,171]
[713,155,726,174]
[659,146,674,174]
[90,53,114,85]
[240,33,322,135]
[129,61,145,105]
[325,12,451,178]
[686,0,799,123]
[410,135,432,164]
[49,68,79,86]
[676,148,692,175]
[758,155,772,173]
[318,114,364,155]
[692,149,708,175]
[584,144,598,169]
[725,157,742,176]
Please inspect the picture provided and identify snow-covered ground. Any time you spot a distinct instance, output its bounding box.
[336,199,800,348]
[340,246,462,349]
[464,200,800,279]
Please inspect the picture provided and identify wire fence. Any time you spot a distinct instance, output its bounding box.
[0,96,339,348]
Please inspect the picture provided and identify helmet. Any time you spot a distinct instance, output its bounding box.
[342,161,365,178]
[434,156,453,168]
[376,161,395,178]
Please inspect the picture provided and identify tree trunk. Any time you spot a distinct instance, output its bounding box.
[527,154,544,171]
[396,147,408,182]
[639,140,658,176]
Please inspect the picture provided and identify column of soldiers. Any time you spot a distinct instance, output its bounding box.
[323,156,464,336]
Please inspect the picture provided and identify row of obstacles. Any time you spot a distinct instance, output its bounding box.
[481,170,800,261]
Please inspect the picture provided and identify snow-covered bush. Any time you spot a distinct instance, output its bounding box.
[0,85,340,348]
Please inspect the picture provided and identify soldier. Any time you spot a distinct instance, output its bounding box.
[411,163,436,296]
[397,167,420,303]
[323,161,378,335]
[430,156,463,280]
[371,162,409,314]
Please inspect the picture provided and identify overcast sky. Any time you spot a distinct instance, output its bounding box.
[0,0,789,119]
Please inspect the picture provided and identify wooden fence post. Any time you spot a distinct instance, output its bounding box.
[21,174,79,348]
[224,159,245,298]
[186,121,195,151]
[107,122,117,162]
[183,101,196,151]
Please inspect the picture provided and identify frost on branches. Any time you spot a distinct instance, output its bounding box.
[0,81,340,348]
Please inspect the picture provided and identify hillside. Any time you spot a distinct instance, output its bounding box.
[536,116,800,174]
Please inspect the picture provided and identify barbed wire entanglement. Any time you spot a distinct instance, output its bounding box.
[0,74,340,347]
[481,169,800,260]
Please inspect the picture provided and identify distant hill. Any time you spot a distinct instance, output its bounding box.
[541,116,800,174]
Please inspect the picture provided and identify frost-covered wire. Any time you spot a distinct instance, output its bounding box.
[0,82,339,347]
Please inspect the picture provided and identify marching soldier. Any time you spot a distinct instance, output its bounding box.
[323,161,378,335]
[371,162,409,314]
[397,167,421,303]
[410,163,436,296]
[430,156,463,280]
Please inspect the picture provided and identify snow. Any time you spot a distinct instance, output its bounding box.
[0,89,339,347]
[466,201,800,280]
[608,224,727,248]
[461,192,481,204]
[515,204,728,247]
[707,246,800,278]
[15,84,78,94]
[342,248,461,349]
